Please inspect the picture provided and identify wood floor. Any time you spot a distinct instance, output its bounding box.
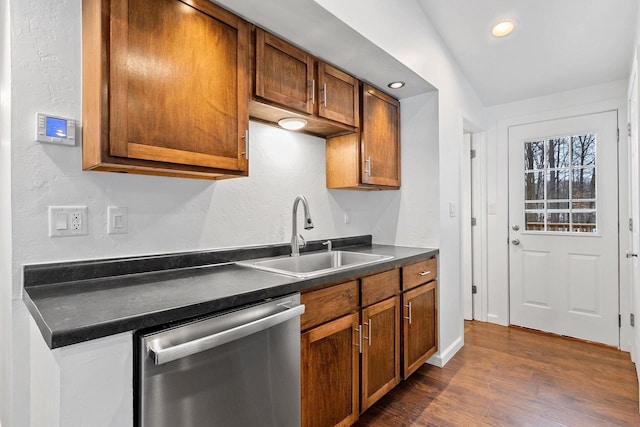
[356,321,640,426]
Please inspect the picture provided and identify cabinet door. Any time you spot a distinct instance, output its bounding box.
[255,28,314,115]
[361,84,400,187]
[301,313,359,427]
[108,0,249,172]
[361,296,400,412]
[403,281,438,379]
[317,63,359,127]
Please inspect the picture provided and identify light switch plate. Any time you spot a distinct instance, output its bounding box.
[107,206,128,235]
[49,206,88,237]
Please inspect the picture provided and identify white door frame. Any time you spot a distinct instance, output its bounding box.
[626,46,640,379]
[462,120,489,322]
[501,108,628,349]
[490,94,630,346]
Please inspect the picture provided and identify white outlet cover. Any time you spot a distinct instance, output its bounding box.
[48,206,88,237]
[449,202,457,218]
[108,206,128,235]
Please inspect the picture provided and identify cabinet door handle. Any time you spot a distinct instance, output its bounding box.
[322,83,327,107]
[365,156,371,176]
[363,318,372,346]
[241,129,249,159]
[418,270,431,276]
[354,324,362,353]
[311,79,315,105]
[404,302,413,324]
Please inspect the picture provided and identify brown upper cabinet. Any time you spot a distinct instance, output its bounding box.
[326,84,401,190]
[251,28,358,137]
[255,29,314,115]
[82,0,251,180]
[317,62,360,127]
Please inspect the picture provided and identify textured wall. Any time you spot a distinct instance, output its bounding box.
[1,0,12,424]
[5,0,440,423]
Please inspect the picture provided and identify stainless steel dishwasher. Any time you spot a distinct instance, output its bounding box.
[136,294,305,427]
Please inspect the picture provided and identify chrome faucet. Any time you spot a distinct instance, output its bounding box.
[290,195,314,257]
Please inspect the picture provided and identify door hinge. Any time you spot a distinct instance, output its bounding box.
[631,313,635,327]
[630,218,634,232]
[472,285,478,294]
[617,128,620,143]
[471,217,477,226]
[470,149,476,159]
[619,314,622,328]
[629,123,632,137]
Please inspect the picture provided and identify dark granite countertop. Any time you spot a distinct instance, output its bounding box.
[23,236,438,349]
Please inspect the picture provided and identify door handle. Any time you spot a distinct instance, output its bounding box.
[512,238,520,246]
[363,318,372,346]
[626,251,638,258]
[404,302,413,324]
[512,224,520,231]
[148,304,305,365]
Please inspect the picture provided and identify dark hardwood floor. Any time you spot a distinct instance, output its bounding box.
[356,321,640,426]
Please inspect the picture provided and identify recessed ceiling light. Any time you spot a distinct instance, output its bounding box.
[491,20,515,37]
[387,81,405,89]
[278,118,308,130]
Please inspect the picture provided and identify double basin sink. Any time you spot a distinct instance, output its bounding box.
[237,250,393,279]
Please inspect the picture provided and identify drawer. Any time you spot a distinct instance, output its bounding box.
[301,280,359,331]
[361,269,400,307]
[402,257,437,291]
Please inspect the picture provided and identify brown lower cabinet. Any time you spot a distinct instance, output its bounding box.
[301,258,437,426]
[360,296,400,411]
[402,280,438,378]
[301,313,359,427]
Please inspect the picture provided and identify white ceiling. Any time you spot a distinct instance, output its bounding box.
[417,0,639,106]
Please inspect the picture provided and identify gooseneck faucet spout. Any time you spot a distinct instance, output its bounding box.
[291,195,314,257]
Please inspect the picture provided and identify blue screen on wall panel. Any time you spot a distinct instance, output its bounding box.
[45,117,67,138]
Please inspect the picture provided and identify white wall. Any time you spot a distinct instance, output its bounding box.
[29,326,133,427]
[0,0,12,424]
[485,80,630,349]
[374,91,440,247]
[1,0,444,424]
[314,0,487,365]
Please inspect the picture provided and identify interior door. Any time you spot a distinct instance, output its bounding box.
[508,111,619,346]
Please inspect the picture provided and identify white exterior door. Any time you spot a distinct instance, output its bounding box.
[508,111,619,346]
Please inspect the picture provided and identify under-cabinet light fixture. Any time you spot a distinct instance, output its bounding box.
[278,118,308,131]
[491,20,515,37]
[387,81,405,89]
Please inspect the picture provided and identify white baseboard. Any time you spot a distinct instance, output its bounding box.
[427,336,463,368]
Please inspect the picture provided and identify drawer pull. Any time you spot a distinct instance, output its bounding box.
[418,270,432,276]
[354,325,362,354]
[363,318,372,346]
[404,302,413,324]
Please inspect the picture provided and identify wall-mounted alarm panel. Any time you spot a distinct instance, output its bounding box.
[35,113,77,146]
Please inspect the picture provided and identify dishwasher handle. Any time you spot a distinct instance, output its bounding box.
[148,303,305,365]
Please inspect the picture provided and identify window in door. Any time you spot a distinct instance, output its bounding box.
[523,133,597,233]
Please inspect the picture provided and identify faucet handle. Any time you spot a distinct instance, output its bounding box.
[298,234,307,250]
[322,240,332,252]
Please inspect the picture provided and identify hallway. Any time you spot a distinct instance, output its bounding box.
[357,321,640,426]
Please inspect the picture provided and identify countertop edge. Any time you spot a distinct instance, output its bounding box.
[24,244,439,349]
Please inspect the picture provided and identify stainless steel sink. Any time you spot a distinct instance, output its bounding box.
[236,250,393,278]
